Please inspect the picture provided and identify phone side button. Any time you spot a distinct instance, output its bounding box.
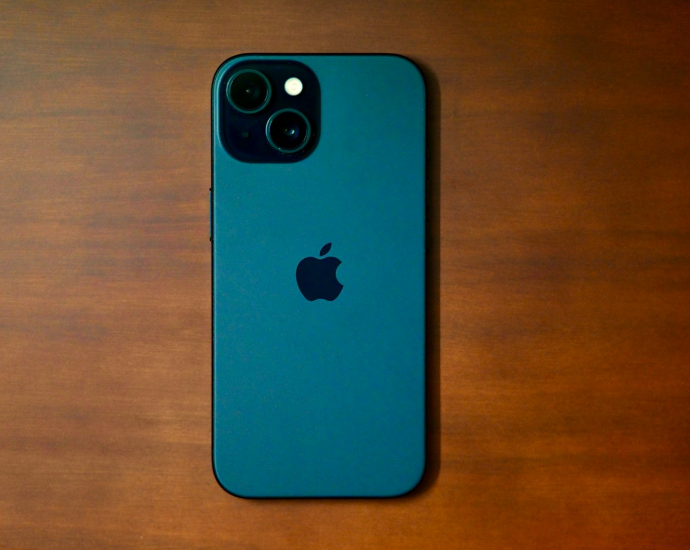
[209,188,213,242]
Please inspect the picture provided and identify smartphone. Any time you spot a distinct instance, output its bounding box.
[212,54,426,498]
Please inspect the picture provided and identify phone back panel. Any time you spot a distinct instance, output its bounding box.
[212,54,425,497]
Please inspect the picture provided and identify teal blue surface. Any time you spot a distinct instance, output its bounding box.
[212,55,426,498]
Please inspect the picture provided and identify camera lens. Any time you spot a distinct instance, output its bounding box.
[226,69,271,113]
[266,109,312,153]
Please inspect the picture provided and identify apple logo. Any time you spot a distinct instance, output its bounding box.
[296,243,343,301]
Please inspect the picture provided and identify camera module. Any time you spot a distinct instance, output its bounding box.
[220,61,319,162]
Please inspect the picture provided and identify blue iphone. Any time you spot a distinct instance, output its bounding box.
[212,54,426,498]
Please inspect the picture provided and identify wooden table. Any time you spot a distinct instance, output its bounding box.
[1,1,689,548]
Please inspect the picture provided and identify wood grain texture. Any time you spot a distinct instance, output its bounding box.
[1,1,689,548]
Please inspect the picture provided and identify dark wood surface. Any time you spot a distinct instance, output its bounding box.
[1,1,689,548]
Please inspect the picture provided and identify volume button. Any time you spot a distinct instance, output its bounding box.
[209,188,213,242]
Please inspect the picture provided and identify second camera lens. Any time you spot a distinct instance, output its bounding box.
[266,109,311,153]
[227,69,271,113]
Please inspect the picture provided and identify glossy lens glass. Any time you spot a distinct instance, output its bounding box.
[227,69,271,113]
[266,109,311,153]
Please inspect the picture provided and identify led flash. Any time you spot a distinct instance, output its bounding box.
[285,77,303,96]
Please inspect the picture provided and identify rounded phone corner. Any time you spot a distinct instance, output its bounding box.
[380,54,427,102]
[211,53,257,92]
[212,456,254,500]
[384,455,427,498]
